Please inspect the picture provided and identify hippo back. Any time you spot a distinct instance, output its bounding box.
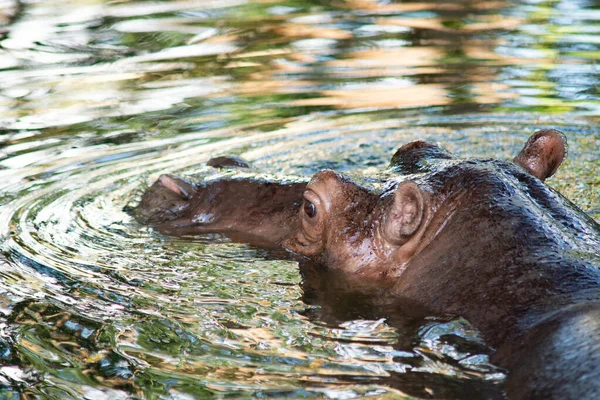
[394,158,600,346]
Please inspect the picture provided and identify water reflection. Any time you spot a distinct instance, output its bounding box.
[0,0,599,397]
[1,0,600,132]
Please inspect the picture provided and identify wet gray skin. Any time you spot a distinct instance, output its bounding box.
[135,130,600,400]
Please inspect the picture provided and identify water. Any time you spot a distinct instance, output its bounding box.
[0,0,599,398]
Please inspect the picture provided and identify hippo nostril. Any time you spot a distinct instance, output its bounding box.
[304,200,317,218]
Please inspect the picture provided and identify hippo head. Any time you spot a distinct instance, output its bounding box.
[135,129,570,278]
[281,129,568,278]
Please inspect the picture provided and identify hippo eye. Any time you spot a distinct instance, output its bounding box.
[303,199,317,218]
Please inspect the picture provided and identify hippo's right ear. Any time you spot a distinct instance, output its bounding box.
[158,175,196,199]
[207,155,251,169]
[383,181,425,245]
[389,141,453,174]
[513,129,566,181]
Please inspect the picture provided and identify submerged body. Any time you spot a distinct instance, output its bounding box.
[134,131,600,399]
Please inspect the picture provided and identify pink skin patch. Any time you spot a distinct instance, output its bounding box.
[159,175,183,196]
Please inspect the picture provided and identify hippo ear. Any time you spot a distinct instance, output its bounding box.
[158,175,195,199]
[207,155,251,169]
[389,141,453,174]
[513,129,566,181]
[384,181,425,245]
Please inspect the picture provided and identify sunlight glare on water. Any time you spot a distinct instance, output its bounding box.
[0,0,599,398]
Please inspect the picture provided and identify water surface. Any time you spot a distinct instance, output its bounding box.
[0,0,599,398]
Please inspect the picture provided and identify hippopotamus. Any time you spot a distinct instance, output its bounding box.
[134,129,600,400]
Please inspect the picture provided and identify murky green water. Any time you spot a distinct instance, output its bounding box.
[0,0,599,398]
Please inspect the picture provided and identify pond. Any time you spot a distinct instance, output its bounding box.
[0,0,599,398]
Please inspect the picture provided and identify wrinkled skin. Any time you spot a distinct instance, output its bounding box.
[134,131,600,400]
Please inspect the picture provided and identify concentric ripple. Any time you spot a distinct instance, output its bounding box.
[0,112,598,397]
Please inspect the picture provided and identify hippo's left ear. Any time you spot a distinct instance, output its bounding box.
[513,129,566,181]
[384,181,425,245]
[207,155,252,169]
[389,141,453,174]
